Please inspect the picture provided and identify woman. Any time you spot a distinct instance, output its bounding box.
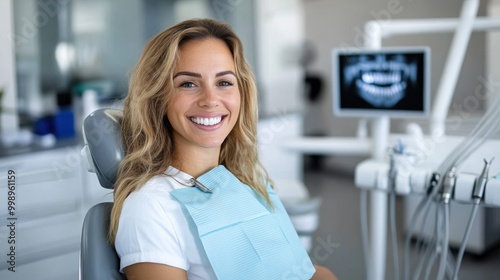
[110,18,337,280]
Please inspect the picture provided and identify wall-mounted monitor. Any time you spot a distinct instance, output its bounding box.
[332,47,430,118]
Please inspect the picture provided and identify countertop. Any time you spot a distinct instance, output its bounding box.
[0,137,81,159]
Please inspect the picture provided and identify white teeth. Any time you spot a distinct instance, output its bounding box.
[362,72,401,85]
[190,116,222,126]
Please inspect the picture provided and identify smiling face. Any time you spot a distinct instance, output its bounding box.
[167,38,241,159]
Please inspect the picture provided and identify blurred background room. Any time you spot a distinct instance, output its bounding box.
[1,0,500,279]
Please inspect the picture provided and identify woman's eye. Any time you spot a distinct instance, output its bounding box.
[218,80,234,87]
[179,81,196,88]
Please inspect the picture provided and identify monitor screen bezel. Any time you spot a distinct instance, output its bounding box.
[332,46,431,118]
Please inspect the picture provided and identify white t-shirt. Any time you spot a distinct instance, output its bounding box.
[115,167,217,279]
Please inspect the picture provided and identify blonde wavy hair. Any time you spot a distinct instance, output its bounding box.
[109,19,271,243]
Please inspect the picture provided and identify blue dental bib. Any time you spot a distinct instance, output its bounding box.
[170,166,315,280]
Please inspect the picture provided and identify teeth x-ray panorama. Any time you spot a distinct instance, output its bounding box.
[337,51,426,113]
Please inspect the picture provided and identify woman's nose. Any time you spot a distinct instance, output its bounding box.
[198,86,218,108]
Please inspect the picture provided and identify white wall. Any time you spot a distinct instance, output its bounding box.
[302,0,488,140]
[255,0,305,116]
[487,0,500,111]
[0,0,19,132]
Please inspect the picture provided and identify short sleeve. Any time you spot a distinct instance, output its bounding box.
[115,190,187,272]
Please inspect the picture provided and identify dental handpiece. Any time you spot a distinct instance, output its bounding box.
[472,157,495,201]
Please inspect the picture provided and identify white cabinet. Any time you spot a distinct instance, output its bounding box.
[0,145,107,279]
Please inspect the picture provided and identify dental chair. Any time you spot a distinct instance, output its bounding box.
[80,108,126,280]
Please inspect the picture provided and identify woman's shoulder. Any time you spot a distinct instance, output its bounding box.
[144,174,178,191]
[118,175,193,246]
[123,175,182,213]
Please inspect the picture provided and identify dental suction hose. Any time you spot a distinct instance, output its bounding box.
[434,168,456,280]
[452,158,495,280]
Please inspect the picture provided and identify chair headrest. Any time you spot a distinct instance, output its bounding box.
[82,108,124,189]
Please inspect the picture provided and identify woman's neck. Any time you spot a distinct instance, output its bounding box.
[171,146,220,178]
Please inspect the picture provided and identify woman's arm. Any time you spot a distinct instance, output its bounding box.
[124,263,187,280]
[125,263,336,280]
[311,265,338,280]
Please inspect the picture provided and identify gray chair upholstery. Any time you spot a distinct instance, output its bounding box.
[80,108,126,280]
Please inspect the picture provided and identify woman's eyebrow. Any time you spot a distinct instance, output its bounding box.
[173,70,236,78]
[216,70,236,77]
[174,71,202,78]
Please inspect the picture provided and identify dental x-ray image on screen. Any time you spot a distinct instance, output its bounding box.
[333,47,430,117]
